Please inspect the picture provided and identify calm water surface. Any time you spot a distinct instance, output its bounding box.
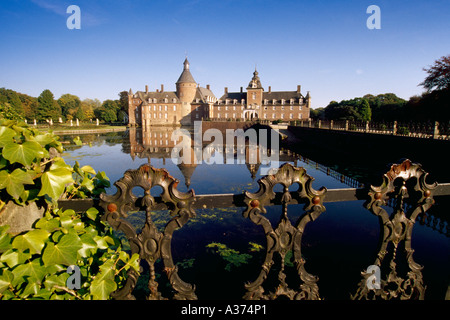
[59,128,449,300]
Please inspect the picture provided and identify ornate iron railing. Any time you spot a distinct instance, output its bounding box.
[289,119,449,140]
[59,159,450,300]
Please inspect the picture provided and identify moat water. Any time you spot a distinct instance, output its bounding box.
[59,127,449,300]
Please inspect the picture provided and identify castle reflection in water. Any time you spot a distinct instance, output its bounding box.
[126,125,297,188]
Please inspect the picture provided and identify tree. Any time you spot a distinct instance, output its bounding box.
[420,55,450,92]
[37,89,61,121]
[57,93,81,120]
[0,88,24,116]
[357,99,372,121]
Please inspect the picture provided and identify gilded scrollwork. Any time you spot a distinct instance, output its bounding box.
[242,163,327,300]
[352,159,437,300]
[99,164,197,300]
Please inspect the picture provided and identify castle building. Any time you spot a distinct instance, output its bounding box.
[210,69,311,121]
[127,59,310,126]
[128,58,217,126]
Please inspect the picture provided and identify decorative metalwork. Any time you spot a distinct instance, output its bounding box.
[242,163,327,300]
[99,164,197,300]
[352,159,437,300]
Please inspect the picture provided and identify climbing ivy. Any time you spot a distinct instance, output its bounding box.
[0,120,140,299]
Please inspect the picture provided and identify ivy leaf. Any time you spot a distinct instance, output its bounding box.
[0,126,16,147]
[38,160,73,201]
[11,259,47,286]
[11,229,50,254]
[2,140,44,167]
[42,232,82,267]
[90,260,116,300]
[0,168,35,200]
[0,226,12,252]
[0,269,14,294]
[85,207,99,221]
[0,249,31,268]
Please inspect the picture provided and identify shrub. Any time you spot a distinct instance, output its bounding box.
[0,120,139,299]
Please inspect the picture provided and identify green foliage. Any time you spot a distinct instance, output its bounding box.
[0,120,138,299]
[0,88,24,116]
[324,97,372,121]
[57,94,81,121]
[0,208,140,300]
[37,90,61,121]
[0,102,24,121]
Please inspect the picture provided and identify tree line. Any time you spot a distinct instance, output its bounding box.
[0,88,129,123]
[311,55,450,123]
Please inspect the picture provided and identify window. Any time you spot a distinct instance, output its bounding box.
[290,106,293,110]
[232,113,236,118]
[233,106,236,110]
[164,113,168,119]
[225,113,228,118]
[159,105,162,111]
[273,106,276,110]
[218,106,221,111]
[281,99,285,105]
[154,113,156,119]
[281,106,284,110]
[252,93,256,100]
[264,114,267,119]
[225,106,228,110]
[298,114,302,119]
[164,105,167,111]
[299,106,303,111]
[281,114,284,119]
[289,113,293,119]
[173,105,176,111]
[218,113,221,118]
[153,105,156,111]
[272,113,276,119]
[159,113,162,119]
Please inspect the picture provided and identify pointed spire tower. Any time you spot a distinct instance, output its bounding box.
[176,57,197,125]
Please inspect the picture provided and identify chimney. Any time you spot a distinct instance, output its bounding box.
[206,84,210,90]
[268,86,271,93]
[297,85,301,93]
[156,89,159,93]
[161,84,164,92]
[224,87,228,94]
[240,87,243,93]
[145,85,148,93]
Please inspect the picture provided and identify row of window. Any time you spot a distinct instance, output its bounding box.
[217,98,304,105]
[216,113,304,119]
[146,98,177,103]
[217,105,303,111]
[144,105,177,112]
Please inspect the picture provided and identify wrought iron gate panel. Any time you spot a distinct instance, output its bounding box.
[351,159,437,300]
[241,163,327,300]
[99,164,197,300]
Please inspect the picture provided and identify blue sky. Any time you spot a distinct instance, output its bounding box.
[0,0,449,109]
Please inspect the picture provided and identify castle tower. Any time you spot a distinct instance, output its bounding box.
[247,69,263,105]
[176,58,197,125]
